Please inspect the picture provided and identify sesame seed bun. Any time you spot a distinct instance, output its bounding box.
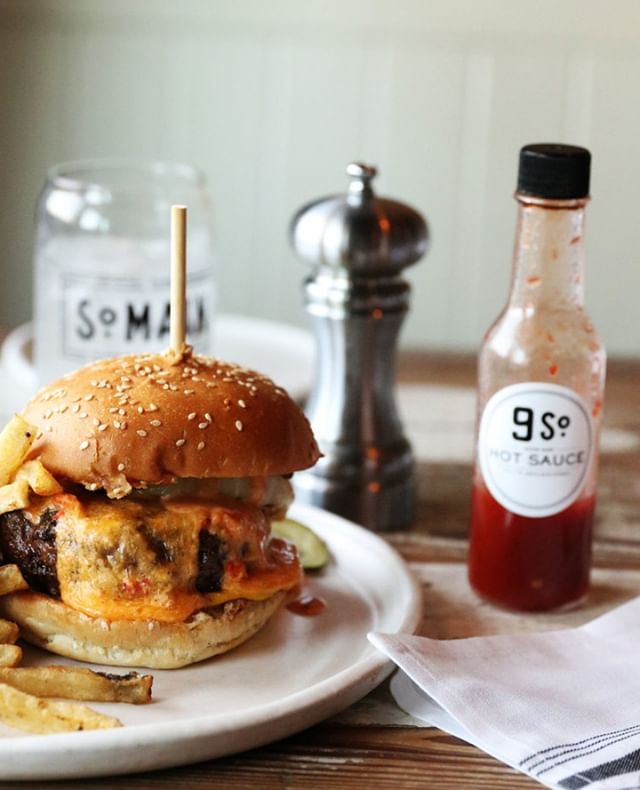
[22,350,320,497]
[0,590,286,669]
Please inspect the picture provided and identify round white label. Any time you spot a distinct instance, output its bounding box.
[478,382,593,518]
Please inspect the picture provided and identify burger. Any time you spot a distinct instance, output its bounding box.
[0,350,320,668]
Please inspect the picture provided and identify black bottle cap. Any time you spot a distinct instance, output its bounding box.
[517,143,591,199]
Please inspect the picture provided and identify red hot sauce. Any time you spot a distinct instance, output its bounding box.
[467,144,605,612]
[286,594,327,617]
[469,483,594,611]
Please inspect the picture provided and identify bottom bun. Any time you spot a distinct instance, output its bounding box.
[0,591,286,669]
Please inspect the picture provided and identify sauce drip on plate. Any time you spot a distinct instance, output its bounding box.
[286,594,327,617]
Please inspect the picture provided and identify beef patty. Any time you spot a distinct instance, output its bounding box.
[0,508,228,599]
[0,507,60,597]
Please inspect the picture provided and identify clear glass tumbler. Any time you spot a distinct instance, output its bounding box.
[33,159,216,384]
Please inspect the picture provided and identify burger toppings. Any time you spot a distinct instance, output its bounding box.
[0,488,301,624]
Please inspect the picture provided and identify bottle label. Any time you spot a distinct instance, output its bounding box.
[478,382,593,518]
[61,271,214,358]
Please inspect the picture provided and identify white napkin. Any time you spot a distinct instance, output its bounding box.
[369,598,640,790]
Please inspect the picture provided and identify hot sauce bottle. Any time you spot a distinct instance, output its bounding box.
[468,144,606,612]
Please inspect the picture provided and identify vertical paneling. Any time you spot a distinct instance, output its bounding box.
[57,31,165,160]
[0,27,65,323]
[278,42,365,319]
[587,53,640,348]
[386,45,466,347]
[187,38,266,317]
[1,1,640,356]
[249,44,297,321]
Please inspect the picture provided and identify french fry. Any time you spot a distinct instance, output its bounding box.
[0,645,22,667]
[0,682,122,733]
[0,619,19,644]
[0,415,37,486]
[0,564,28,596]
[0,480,30,516]
[0,666,152,705]
[15,460,62,496]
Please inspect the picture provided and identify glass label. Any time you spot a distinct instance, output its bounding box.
[61,271,213,358]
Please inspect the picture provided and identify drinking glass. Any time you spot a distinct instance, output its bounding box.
[33,159,216,384]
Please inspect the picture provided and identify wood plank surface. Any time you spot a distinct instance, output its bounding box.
[2,351,638,790]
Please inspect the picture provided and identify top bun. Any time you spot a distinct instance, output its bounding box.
[22,350,320,497]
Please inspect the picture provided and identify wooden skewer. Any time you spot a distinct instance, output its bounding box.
[170,205,187,356]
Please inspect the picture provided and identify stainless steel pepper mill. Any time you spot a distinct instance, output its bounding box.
[289,162,429,531]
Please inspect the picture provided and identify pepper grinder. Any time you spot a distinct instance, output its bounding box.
[289,162,429,531]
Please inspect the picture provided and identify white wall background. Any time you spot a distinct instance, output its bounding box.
[1,0,640,355]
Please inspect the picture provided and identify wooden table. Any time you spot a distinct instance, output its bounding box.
[4,352,640,790]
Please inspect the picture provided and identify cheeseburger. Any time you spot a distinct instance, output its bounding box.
[0,350,320,668]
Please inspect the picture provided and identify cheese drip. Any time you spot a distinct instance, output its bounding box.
[30,493,300,623]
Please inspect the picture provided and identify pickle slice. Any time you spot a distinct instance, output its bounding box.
[271,518,330,570]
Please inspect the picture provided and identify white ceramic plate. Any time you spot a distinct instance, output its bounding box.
[0,503,422,781]
[0,315,314,423]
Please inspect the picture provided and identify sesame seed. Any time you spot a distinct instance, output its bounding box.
[198,422,209,430]
[114,420,121,429]
[175,438,186,447]
[117,463,126,472]
[197,441,205,450]
[118,408,126,416]
[205,412,212,422]
[137,406,144,414]
[235,420,244,431]
[187,412,197,421]
[90,380,98,387]
[183,389,194,395]
[71,396,81,403]
[137,430,147,438]
[84,394,94,401]
[79,412,88,419]
[59,405,68,413]
[79,440,89,450]
[238,399,246,408]
[109,407,118,414]
[98,424,108,432]
[148,403,158,412]
[150,419,162,427]
[92,418,100,426]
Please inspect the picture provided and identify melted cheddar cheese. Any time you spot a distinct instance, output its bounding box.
[26,493,301,623]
